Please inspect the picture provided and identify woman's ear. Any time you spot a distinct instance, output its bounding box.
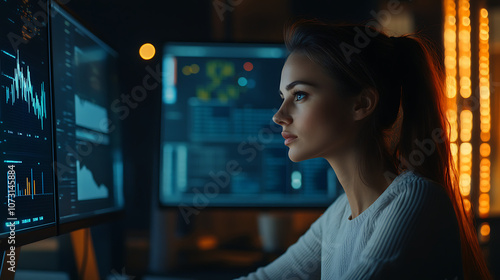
[352,88,379,121]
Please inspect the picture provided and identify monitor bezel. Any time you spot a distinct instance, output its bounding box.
[49,1,125,235]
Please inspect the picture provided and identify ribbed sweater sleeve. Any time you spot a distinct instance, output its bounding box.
[235,195,351,280]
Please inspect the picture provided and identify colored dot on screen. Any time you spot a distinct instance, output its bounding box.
[139,43,155,60]
[291,171,302,189]
[238,77,248,87]
[182,66,191,76]
[243,62,253,71]
[247,79,256,89]
[191,64,200,74]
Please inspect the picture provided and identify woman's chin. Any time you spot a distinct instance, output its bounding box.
[288,150,308,162]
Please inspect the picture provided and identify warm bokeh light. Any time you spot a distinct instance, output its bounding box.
[479,193,490,216]
[459,173,471,196]
[480,143,491,157]
[459,141,472,198]
[460,110,473,142]
[481,8,488,17]
[139,43,156,60]
[460,142,472,155]
[458,0,471,100]
[455,0,473,213]
[480,158,490,193]
[480,223,490,236]
[478,7,490,218]
[481,131,490,142]
[444,0,494,217]
[464,198,471,212]
[444,0,459,188]
[197,235,218,250]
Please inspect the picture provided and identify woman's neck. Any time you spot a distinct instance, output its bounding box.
[326,149,395,219]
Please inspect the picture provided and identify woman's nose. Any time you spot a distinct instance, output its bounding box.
[272,105,292,126]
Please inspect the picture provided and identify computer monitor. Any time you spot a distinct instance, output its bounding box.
[50,3,124,233]
[159,43,342,207]
[0,0,57,250]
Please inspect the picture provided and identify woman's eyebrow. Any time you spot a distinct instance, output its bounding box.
[285,80,318,91]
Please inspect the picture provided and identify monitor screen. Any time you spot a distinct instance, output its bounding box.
[51,3,124,229]
[0,0,56,247]
[159,43,341,207]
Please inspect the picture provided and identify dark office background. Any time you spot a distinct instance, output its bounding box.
[13,0,500,279]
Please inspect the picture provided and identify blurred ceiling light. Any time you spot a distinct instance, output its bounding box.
[140,43,156,60]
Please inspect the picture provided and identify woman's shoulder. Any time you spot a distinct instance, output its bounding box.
[384,170,450,202]
[375,170,457,224]
[354,171,463,280]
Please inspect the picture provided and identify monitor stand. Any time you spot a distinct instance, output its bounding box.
[0,247,20,280]
[71,228,100,280]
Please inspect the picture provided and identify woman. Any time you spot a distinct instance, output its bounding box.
[237,19,491,280]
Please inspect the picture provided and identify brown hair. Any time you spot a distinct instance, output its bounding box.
[284,19,491,280]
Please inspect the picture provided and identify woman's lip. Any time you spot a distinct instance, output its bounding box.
[281,132,297,145]
[281,132,297,139]
[284,137,297,145]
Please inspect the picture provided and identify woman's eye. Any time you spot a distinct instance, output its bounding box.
[295,92,306,101]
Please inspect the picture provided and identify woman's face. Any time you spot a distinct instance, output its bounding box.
[273,52,357,162]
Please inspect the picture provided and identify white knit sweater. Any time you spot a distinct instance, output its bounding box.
[236,170,464,280]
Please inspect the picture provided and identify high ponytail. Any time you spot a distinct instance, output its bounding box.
[285,19,491,280]
[395,35,492,280]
